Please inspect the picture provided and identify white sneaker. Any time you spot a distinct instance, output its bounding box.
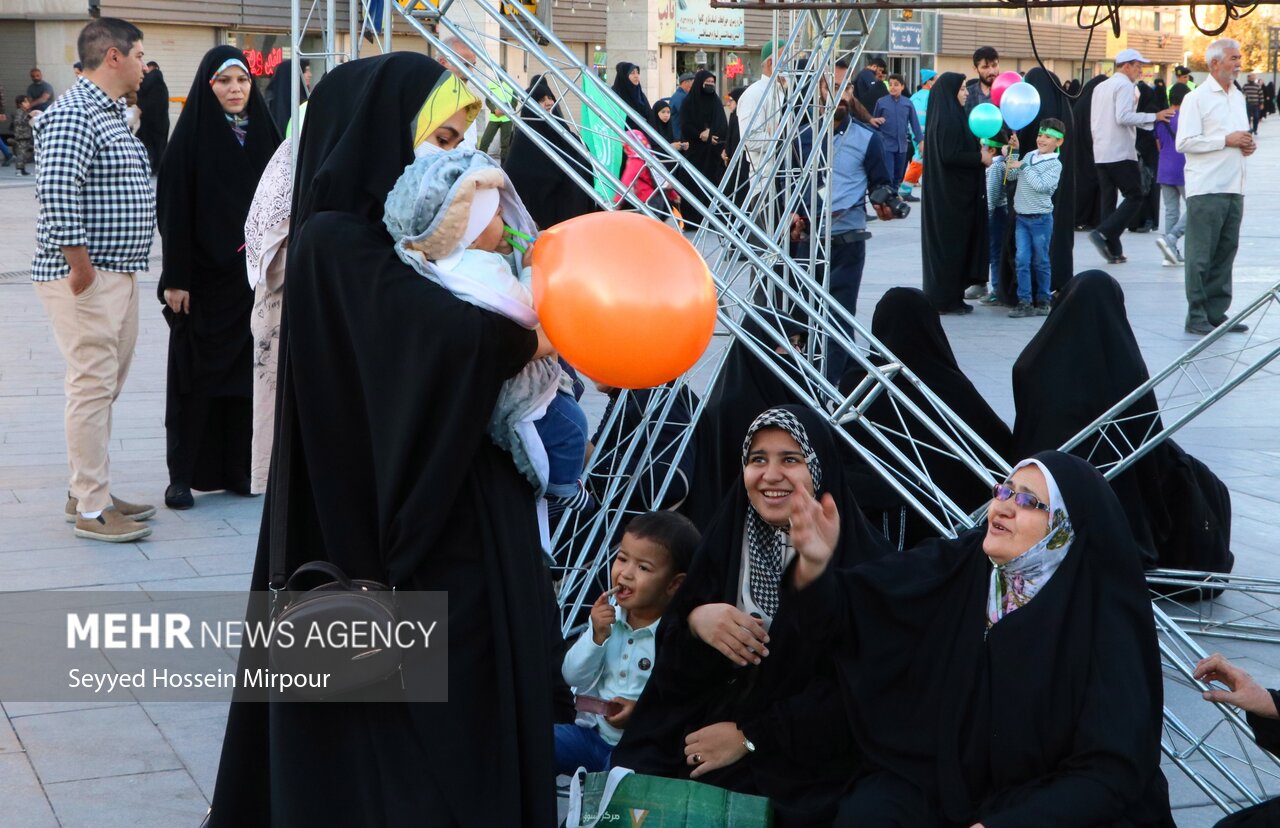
[964,284,986,300]
[1155,236,1179,266]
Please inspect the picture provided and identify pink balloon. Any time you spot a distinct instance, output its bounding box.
[990,71,1023,107]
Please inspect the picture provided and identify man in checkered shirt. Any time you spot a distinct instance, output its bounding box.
[32,17,157,543]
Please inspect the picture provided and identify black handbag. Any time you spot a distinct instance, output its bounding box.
[265,336,403,700]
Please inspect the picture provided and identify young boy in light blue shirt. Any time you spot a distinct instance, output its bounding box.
[979,128,1015,306]
[1004,117,1065,318]
[556,511,699,773]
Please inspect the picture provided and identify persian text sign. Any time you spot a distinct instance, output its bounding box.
[675,0,744,46]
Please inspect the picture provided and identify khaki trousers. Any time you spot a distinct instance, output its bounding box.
[34,270,140,514]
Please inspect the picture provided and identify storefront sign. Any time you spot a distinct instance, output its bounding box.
[244,46,284,77]
[675,0,744,47]
[889,22,923,53]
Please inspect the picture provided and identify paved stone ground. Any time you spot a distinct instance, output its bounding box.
[0,118,1277,825]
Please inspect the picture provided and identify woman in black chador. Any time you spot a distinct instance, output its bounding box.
[840,288,1013,550]
[157,46,281,509]
[205,53,562,825]
[921,72,987,314]
[614,405,890,827]
[676,70,729,228]
[788,450,1174,827]
[504,74,597,230]
[1072,74,1108,230]
[611,61,651,130]
[1011,270,1234,577]
[264,58,309,134]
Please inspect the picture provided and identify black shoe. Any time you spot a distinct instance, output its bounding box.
[1211,320,1249,333]
[902,194,920,202]
[1184,321,1214,336]
[1,156,10,167]
[227,478,255,497]
[164,484,194,510]
[18,169,30,176]
[1087,230,1119,264]
[939,302,974,315]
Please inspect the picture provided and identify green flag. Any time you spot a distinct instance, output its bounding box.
[579,75,628,203]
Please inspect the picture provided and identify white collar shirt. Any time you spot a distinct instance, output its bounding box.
[1175,78,1249,197]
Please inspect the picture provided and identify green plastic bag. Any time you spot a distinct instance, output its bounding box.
[567,767,773,828]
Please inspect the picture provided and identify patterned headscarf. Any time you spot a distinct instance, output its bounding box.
[413,72,482,149]
[986,458,1075,629]
[741,408,823,617]
[208,58,253,146]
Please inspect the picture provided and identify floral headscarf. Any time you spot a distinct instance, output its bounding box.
[986,458,1074,629]
[412,72,482,150]
[741,407,822,617]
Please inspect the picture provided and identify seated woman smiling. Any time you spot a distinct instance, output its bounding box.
[790,451,1174,828]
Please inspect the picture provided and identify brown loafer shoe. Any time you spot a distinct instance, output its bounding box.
[65,493,157,523]
[73,507,152,543]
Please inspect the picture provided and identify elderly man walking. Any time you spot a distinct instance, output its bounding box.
[1087,48,1174,264]
[33,17,156,541]
[1177,38,1254,336]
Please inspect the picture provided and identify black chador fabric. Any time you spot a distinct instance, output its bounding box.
[996,68,1076,303]
[264,59,308,134]
[1128,82,1162,232]
[723,86,750,208]
[1215,696,1280,826]
[921,72,987,312]
[839,288,1013,549]
[136,66,169,172]
[206,53,559,827]
[809,451,1173,827]
[611,61,651,130]
[1012,272,1233,576]
[503,75,597,230]
[676,70,728,227]
[679,333,805,532]
[614,405,891,827]
[157,45,281,491]
[1072,74,1108,229]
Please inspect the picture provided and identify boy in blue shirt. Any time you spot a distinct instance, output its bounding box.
[872,73,922,192]
[1004,118,1065,318]
[556,511,699,773]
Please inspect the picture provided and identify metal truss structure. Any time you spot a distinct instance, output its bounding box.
[288,0,1280,815]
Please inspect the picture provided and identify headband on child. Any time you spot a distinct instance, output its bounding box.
[1039,127,1065,140]
[980,137,1005,148]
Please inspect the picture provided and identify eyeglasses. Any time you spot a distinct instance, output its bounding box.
[991,483,1050,513]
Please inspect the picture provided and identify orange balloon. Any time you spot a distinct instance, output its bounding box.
[531,212,717,390]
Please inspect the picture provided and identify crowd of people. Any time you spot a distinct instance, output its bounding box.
[24,14,1275,828]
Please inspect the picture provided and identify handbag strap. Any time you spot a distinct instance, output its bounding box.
[566,766,634,828]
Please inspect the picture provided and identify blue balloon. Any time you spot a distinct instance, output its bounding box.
[1000,81,1041,131]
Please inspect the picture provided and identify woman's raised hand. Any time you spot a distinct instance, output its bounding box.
[688,603,770,667]
[790,488,839,590]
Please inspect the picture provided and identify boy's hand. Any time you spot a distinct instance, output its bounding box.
[1008,134,1019,149]
[688,603,769,666]
[1005,157,1022,170]
[590,586,619,645]
[604,696,635,729]
[685,722,749,779]
[521,238,536,268]
[790,489,839,590]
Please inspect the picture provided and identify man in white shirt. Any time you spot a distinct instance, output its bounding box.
[1087,49,1174,264]
[735,40,784,176]
[1176,38,1254,335]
